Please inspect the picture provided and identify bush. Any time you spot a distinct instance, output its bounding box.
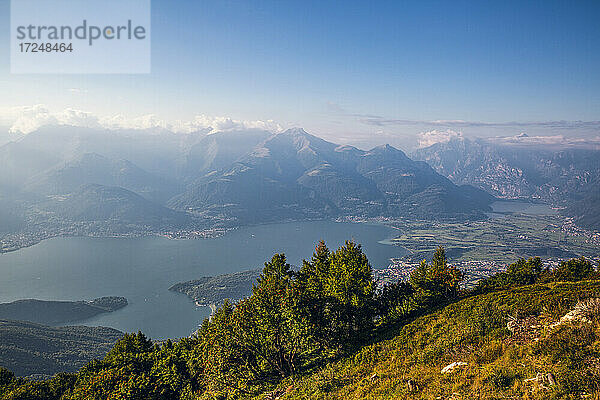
[552,257,596,282]
[484,366,518,389]
[0,367,14,386]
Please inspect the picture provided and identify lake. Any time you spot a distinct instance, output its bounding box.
[488,200,557,218]
[0,221,404,339]
[0,200,557,339]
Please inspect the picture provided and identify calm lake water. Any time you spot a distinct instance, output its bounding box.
[0,201,555,339]
[0,221,404,339]
[488,200,557,218]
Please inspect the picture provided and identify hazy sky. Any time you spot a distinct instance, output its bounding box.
[1,0,599,150]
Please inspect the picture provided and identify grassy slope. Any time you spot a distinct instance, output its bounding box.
[269,281,600,399]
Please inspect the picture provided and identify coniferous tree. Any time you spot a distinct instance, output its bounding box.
[190,300,256,397]
[234,254,314,378]
[376,280,414,323]
[324,240,376,345]
[298,240,332,350]
[300,240,330,295]
[409,246,463,307]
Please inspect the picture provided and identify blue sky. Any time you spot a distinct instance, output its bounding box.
[1,0,599,149]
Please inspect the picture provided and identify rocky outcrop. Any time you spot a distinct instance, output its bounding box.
[441,361,467,374]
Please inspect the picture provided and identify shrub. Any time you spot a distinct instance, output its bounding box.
[553,257,596,282]
[484,366,518,389]
[409,246,463,307]
[0,367,14,386]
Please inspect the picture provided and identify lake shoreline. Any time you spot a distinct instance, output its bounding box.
[0,220,403,338]
[0,296,128,326]
[0,201,566,257]
[3,197,558,256]
[0,215,400,256]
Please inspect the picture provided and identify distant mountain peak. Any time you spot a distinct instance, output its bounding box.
[366,143,407,158]
[267,128,337,156]
[281,127,308,136]
[169,129,493,222]
[377,143,394,150]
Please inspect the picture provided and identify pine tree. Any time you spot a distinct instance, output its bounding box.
[235,254,314,377]
[324,240,376,345]
[409,246,463,307]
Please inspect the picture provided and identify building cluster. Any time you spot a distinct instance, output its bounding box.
[375,258,507,288]
[375,255,600,289]
[160,229,226,240]
[561,217,600,246]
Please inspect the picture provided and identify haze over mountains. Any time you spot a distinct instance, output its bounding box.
[0,126,598,250]
[413,137,600,229]
[169,128,493,223]
[0,127,495,246]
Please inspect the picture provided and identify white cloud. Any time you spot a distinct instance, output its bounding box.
[170,115,283,134]
[100,114,172,131]
[1,106,104,134]
[488,133,600,148]
[360,116,600,130]
[4,105,58,134]
[0,105,283,135]
[68,88,89,94]
[417,129,462,148]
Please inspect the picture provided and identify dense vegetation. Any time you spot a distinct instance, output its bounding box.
[1,241,598,399]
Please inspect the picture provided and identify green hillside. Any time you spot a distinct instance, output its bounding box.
[282,280,600,399]
[1,243,598,400]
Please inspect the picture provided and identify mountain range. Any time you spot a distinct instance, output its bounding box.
[2,126,599,245]
[169,129,493,223]
[0,127,495,244]
[413,137,600,229]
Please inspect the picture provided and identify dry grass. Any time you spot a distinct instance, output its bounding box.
[268,281,600,400]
